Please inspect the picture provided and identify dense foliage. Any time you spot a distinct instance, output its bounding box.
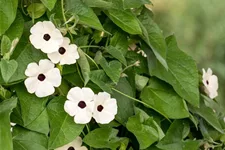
[0,0,224,150]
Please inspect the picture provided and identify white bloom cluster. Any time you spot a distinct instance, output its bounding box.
[25,21,118,124]
[55,136,87,150]
[64,87,117,124]
[202,68,219,99]
[25,21,80,97]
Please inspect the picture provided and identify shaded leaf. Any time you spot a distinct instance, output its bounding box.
[83,127,128,150]
[13,126,48,150]
[0,0,18,35]
[40,0,57,11]
[89,70,112,93]
[5,11,24,41]
[47,96,84,149]
[27,3,47,19]
[99,56,122,84]
[65,0,104,31]
[77,48,90,85]
[0,98,17,150]
[112,78,134,125]
[139,8,168,70]
[105,9,142,35]
[105,45,127,66]
[189,99,224,133]
[146,35,199,107]
[1,35,11,56]
[141,78,189,119]
[0,59,18,83]
[123,0,152,9]
[14,84,49,135]
[126,109,159,149]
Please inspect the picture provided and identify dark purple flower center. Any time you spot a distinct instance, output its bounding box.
[206,80,209,85]
[97,105,104,112]
[58,47,66,55]
[43,34,51,41]
[78,101,86,109]
[37,74,46,81]
[67,147,75,150]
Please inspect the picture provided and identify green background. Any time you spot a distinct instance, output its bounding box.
[151,0,225,105]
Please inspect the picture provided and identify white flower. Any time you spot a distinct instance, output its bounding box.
[202,68,219,99]
[47,37,79,65]
[29,21,63,53]
[64,87,95,124]
[55,136,87,150]
[93,92,117,124]
[24,59,62,98]
[10,122,16,132]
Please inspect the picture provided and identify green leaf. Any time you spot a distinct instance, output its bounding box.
[106,45,127,66]
[83,0,113,9]
[14,84,49,135]
[1,35,11,56]
[65,0,104,31]
[110,31,128,55]
[9,44,46,83]
[0,0,18,35]
[13,126,48,150]
[0,59,18,83]
[141,78,189,119]
[40,0,57,11]
[189,99,224,133]
[135,74,149,91]
[5,11,24,41]
[157,120,201,150]
[138,8,168,70]
[0,98,17,150]
[105,9,142,35]
[126,110,159,149]
[89,70,112,93]
[77,48,90,85]
[146,35,199,107]
[112,78,134,125]
[27,3,47,19]
[123,0,152,9]
[83,127,128,150]
[47,96,84,149]
[99,56,122,84]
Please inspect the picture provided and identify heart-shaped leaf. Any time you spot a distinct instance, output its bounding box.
[0,59,18,83]
[99,56,122,84]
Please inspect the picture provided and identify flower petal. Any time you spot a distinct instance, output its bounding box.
[67,87,84,102]
[47,52,61,64]
[43,21,56,31]
[30,21,44,34]
[29,34,44,49]
[39,59,54,73]
[104,98,118,115]
[60,44,79,65]
[35,81,55,97]
[93,110,115,124]
[64,100,78,116]
[41,40,61,53]
[24,77,39,93]
[45,68,61,87]
[82,87,95,102]
[25,62,40,77]
[74,108,92,124]
[70,136,83,148]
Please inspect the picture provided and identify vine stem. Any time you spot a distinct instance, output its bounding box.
[112,88,171,122]
[83,52,99,69]
[79,45,101,48]
[61,0,74,42]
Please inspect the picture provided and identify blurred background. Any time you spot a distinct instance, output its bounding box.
[150,0,225,105]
